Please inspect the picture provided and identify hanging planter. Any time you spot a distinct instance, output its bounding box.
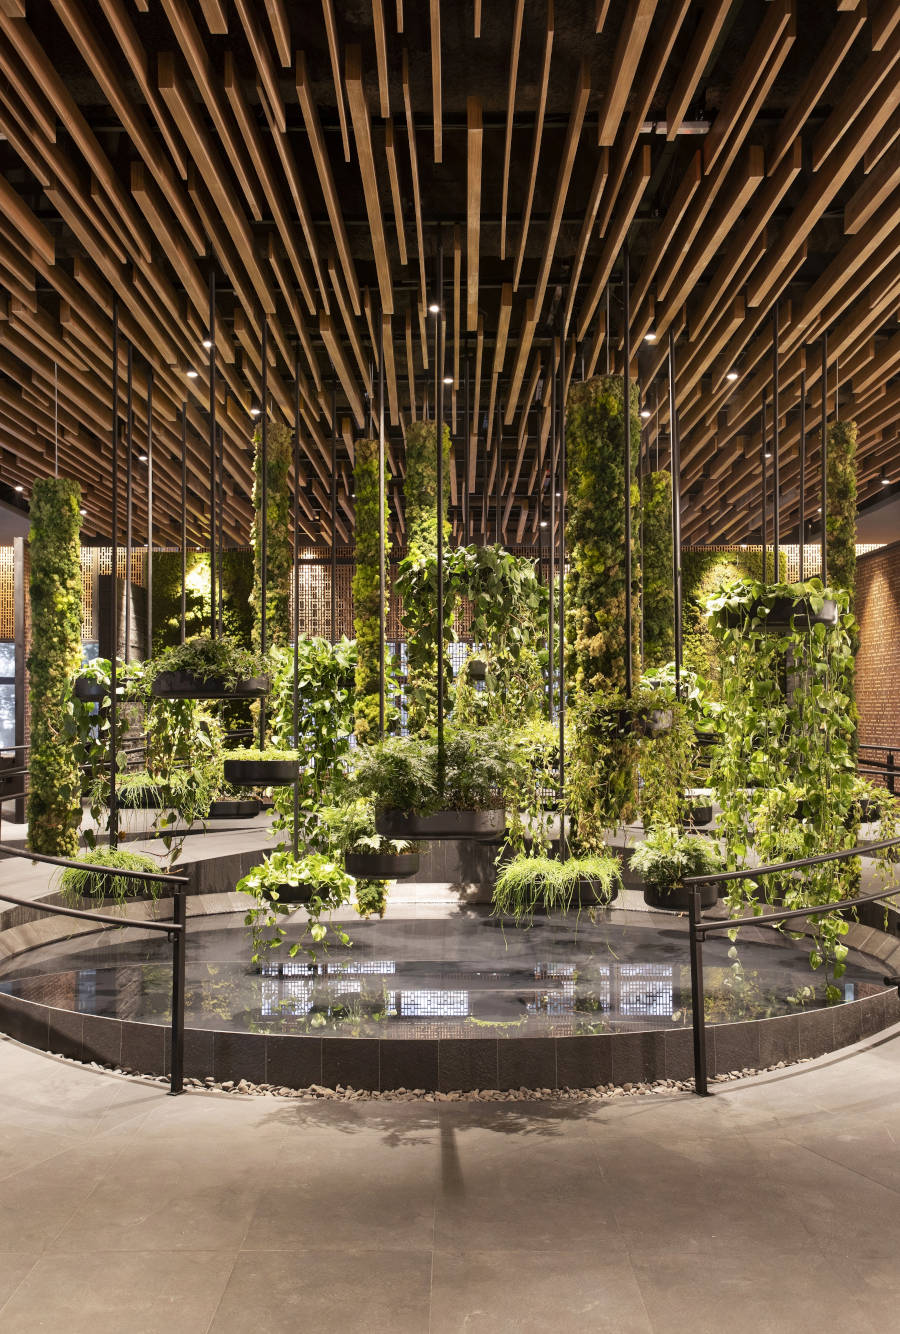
[631,828,723,912]
[492,853,622,922]
[682,803,714,828]
[466,657,487,681]
[344,850,420,879]
[639,707,673,737]
[223,750,299,786]
[723,595,838,631]
[73,677,108,702]
[152,671,269,700]
[207,798,260,819]
[375,807,506,841]
[642,880,719,911]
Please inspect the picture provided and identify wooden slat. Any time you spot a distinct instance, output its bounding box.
[702,0,793,174]
[430,0,442,163]
[265,0,291,67]
[577,144,651,341]
[499,0,525,261]
[513,0,554,291]
[197,0,227,33]
[532,58,590,327]
[845,141,900,233]
[345,45,394,318]
[320,313,365,428]
[371,0,391,117]
[666,0,733,139]
[598,0,657,147]
[402,48,427,318]
[233,0,286,133]
[872,0,900,50]
[321,0,351,163]
[466,96,483,332]
[383,120,408,267]
[0,176,53,265]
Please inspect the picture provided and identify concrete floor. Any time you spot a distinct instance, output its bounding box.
[2,1027,900,1332]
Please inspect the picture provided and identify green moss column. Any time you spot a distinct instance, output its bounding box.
[826,418,858,749]
[402,419,451,732]
[352,438,388,742]
[641,469,674,670]
[251,420,292,648]
[27,477,84,855]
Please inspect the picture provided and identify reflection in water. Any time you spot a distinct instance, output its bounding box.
[0,908,882,1039]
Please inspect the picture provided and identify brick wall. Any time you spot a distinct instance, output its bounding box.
[856,540,900,745]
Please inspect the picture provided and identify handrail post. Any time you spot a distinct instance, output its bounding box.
[169,889,186,1095]
[689,887,710,1096]
[888,751,895,798]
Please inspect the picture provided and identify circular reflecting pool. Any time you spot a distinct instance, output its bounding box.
[0,907,885,1039]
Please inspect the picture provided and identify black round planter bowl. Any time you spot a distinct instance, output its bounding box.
[724,596,838,631]
[262,883,312,905]
[116,787,161,809]
[344,851,420,879]
[207,798,260,819]
[570,877,620,908]
[375,808,506,841]
[152,672,270,700]
[73,677,108,702]
[466,658,487,681]
[222,759,299,785]
[643,880,719,911]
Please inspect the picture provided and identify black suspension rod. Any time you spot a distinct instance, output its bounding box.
[668,331,683,697]
[821,333,828,582]
[772,304,780,571]
[109,295,119,851]
[208,269,217,637]
[623,242,633,698]
[378,317,386,738]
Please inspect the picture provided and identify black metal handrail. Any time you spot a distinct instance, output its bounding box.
[683,832,900,1097]
[0,846,189,1094]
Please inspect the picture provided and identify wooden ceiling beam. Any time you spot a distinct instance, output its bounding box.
[345,44,394,317]
[321,0,351,163]
[598,0,657,147]
[466,95,483,333]
[499,0,525,261]
[513,0,554,292]
[532,58,590,330]
[665,0,734,140]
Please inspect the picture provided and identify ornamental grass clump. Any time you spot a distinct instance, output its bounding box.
[493,853,621,924]
[59,847,168,907]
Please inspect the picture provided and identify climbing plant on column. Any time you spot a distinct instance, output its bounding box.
[826,419,858,750]
[400,419,451,732]
[250,419,293,648]
[27,477,84,855]
[352,437,389,742]
[640,469,674,671]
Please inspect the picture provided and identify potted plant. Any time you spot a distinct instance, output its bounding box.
[58,847,171,907]
[630,825,722,911]
[354,727,514,841]
[466,655,487,682]
[710,578,839,633]
[318,799,421,879]
[150,634,269,699]
[207,796,260,819]
[222,747,299,785]
[493,852,621,923]
[236,850,355,964]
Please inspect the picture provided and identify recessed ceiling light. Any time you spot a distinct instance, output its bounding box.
[249,406,261,417]
[540,520,548,528]
[202,338,213,350]
[644,324,658,344]
[138,453,148,462]
[640,407,651,420]
[13,484,23,492]
[443,376,453,385]
[726,368,739,382]
[79,507,87,516]
[428,303,440,314]
[186,369,199,379]
[764,449,772,459]
[881,467,891,485]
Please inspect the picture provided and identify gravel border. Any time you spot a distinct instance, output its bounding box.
[42,1046,814,1101]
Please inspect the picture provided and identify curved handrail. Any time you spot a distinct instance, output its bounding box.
[684,833,900,886]
[0,842,190,885]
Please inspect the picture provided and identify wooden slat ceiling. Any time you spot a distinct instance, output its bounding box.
[0,0,897,552]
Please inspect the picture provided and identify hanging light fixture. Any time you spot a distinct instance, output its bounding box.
[644,323,658,344]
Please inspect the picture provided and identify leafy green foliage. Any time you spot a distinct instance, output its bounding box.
[630,825,722,892]
[150,634,266,689]
[223,746,298,763]
[565,374,642,695]
[641,470,674,669]
[27,477,84,855]
[705,576,870,990]
[680,548,783,694]
[493,853,621,923]
[236,850,354,962]
[58,846,168,907]
[352,725,525,814]
[352,437,391,742]
[251,419,293,648]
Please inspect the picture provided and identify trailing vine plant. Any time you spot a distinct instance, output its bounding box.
[27,477,84,855]
[352,437,390,742]
[401,419,451,731]
[826,418,859,750]
[251,419,293,648]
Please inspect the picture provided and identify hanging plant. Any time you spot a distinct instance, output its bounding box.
[825,420,857,608]
[352,437,389,743]
[250,418,293,648]
[401,419,451,731]
[27,477,84,856]
[640,470,674,670]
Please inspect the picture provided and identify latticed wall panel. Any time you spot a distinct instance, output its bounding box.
[0,548,13,639]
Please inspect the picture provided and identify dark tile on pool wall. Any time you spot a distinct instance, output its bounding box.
[266,1035,322,1089]
[163,1026,215,1080]
[757,1014,799,1070]
[711,1021,760,1076]
[47,1008,83,1060]
[832,1000,862,1052]
[121,1020,166,1076]
[497,1037,556,1091]
[381,1039,439,1092]
[81,1013,122,1068]
[213,1030,266,1085]
[663,1028,695,1082]
[611,1029,666,1085]
[859,991,886,1040]
[0,994,50,1051]
[322,1037,380,1090]
[556,1035,612,1089]
[437,1038,498,1092]
[798,1006,835,1060]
